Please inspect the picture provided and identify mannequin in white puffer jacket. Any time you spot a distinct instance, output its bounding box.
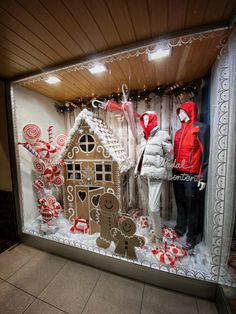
[135,111,173,247]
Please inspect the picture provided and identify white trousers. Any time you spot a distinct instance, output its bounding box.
[148,178,163,239]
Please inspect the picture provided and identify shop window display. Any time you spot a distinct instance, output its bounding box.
[11,28,236,287]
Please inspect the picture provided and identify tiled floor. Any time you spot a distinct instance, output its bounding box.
[0,244,218,314]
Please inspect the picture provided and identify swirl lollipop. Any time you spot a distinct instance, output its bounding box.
[23,124,41,141]
[55,134,68,147]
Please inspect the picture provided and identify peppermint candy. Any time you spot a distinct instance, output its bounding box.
[23,124,41,141]
[52,175,64,187]
[166,244,187,258]
[152,248,177,267]
[34,139,58,160]
[55,134,68,147]
[162,226,179,240]
[43,165,61,182]
[70,216,89,234]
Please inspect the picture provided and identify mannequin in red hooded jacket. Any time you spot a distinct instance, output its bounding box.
[135,111,173,247]
[173,101,210,250]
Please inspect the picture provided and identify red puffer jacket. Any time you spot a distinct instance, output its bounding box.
[174,101,209,181]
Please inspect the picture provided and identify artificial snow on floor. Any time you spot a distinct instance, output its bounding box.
[24,215,213,281]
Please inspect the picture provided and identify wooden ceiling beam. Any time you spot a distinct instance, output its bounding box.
[12,20,231,84]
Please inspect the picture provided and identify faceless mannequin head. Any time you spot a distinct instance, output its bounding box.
[143,114,149,127]
[178,109,190,122]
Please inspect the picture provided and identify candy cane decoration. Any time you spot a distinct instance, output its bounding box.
[18,142,41,159]
[23,124,41,141]
[47,125,53,144]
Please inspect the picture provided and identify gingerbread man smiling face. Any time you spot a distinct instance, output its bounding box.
[99,193,119,213]
[118,217,136,236]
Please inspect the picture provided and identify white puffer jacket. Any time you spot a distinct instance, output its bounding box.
[135,126,173,179]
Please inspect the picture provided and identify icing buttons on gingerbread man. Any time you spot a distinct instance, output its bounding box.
[90,192,120,249]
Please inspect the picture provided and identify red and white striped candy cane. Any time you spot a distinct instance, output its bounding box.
[47,125,53,144]
[18,142,41,159]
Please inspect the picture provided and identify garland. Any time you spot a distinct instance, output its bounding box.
[55,80,201,114]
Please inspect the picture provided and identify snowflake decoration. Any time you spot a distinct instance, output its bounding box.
[78,129,84,134]
[82,165,95,183]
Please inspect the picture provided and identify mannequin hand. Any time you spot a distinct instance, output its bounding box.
[197,181,206,191]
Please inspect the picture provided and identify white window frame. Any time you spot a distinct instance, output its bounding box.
[95,162,113,182]
[78,133,95,153]
[66,162,82,180]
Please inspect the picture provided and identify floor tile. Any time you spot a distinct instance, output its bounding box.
[197,298,218,314]
[0,281,35,314]
[7,251,65,297]
[39,260,101,314]
[0,244,38,280]
[24,299,66,314]
[141,284,198,314]
[83,272,144,314]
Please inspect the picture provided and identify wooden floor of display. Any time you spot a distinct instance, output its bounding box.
[0,243,218,314]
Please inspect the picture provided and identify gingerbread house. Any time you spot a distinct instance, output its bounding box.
[61,109,132,234]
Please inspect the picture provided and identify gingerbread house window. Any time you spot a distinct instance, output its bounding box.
[95,163,112,182]
[79,134,95,153]
[67,163,82,180]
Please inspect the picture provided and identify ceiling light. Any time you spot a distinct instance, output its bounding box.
[88,63,107,74]
[148,47,172,61]
[45,76,61,84]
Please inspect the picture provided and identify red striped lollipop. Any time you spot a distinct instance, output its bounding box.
[55,134,68,147]
[23,124,41,141]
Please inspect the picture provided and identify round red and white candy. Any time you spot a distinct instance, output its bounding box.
[55,134,68,147]
[162,226,178,240]
[23,124,41,141]
[32,179,44,192]
[33,159,46,173]
[166,244,187,258]
[47,195,56,207]
[39,208,54,224]
[52,175,64,187]
[139,216,149,228]
[152,248,177,267]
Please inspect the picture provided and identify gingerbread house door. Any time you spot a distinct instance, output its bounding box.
[88,186,105,234]
[75,186,90,220]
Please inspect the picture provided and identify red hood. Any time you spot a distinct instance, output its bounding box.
[140,111,158,140]
[176,101,198,123]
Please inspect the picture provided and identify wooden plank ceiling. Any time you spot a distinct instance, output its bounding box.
[0,0,234,100]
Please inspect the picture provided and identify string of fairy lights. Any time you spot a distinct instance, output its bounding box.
[55,80,201,114]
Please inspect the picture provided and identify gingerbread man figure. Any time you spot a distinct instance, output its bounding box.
[90,192,120,249]
[111,216,145,260]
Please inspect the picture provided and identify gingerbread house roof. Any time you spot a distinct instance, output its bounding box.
[60,109,132,173]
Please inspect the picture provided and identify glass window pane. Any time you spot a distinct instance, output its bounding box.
[67,164,73,171]
[75,173,81,180]
[96,164,103,171]
[75,164,80,170]
[105,164,111,172]
[80,145,86,152]
[68,172,73,179]
[87,135,94,142]
[96,174,103,181]
[105,174,112,181]
[80,135,86,142]
[88,144,94,151]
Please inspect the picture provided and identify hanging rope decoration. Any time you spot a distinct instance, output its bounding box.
[55,80,200,114]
